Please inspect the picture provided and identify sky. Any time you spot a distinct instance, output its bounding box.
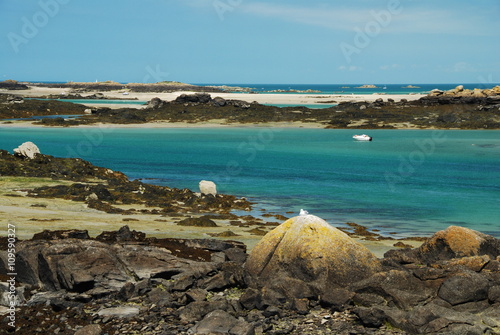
[1,0,499,85]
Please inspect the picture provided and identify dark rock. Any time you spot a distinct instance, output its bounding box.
[188,309,254,335]
[212,96,227,106]
[200,273,231,291]
[438,271,490,305]
[0,80,29,90]
[32,229,90,240]
[177,216,218,227]
[171,274,196,292]
[489,285,500,303]
[350,269,433,310]
[352,292,386,307]
[147,97,165,108]
[74,324,102,335]
[174,93,212,104]
[147,287,173,306]
[95,225,146,242]
[239,288,261,310]
[354,307,386,327]
[262,305,281,317]
[117,282,136,301]
[179,300,229,322]
[224,247,247,264]
[186,288,208,302]
[319,288,354,310]
[185,238,246,252]
[292,298,309,315]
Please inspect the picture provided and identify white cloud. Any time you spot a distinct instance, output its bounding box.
[174,1,497,37]
[339,65,362,71]
[240,3,373,31]
[233,2,495,36]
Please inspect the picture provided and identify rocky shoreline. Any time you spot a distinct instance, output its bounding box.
[1,222,499,335]
[0,144,499,334]
[1,85,499,129]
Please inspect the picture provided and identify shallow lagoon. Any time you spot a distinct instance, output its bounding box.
[1,127,498,237]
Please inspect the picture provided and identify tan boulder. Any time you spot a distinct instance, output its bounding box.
[471,88,487,97]
[416,226,500,263]
[245,214,381,292]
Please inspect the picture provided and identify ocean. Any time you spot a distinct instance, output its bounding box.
[1,127,498,238]
[196,83,500,95]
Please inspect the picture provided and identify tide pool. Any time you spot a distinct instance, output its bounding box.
[1,127,498,237]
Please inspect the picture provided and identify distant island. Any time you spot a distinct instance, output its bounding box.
[356,84,378,88]
[1,81,499,129]
[402,85,421,88]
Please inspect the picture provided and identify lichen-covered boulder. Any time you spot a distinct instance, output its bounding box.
[416,226,500,263]
[13,141,40,159]
[245,214,381,296]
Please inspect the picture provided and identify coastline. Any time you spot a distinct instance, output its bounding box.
[0,86,424,108]
[2,84,499,130]
[0,175,422,258]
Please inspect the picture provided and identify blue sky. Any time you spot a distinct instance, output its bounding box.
[1,0,499,84]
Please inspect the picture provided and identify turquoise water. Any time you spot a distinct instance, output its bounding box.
[59,99,147,105]
[0,127,498,237]
[263,104,337,109]
[27,99,147,105]
[196,83,500,95]
[3,115,81,121]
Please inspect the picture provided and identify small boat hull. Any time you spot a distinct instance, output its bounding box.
[353,134,372,141]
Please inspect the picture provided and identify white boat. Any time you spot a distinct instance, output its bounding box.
[353,134,372,141]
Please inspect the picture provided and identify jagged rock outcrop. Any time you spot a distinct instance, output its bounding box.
[1,225,499,334]
[428,85,500,98]
[13,142,40,159]
[147,97,165,109]
[5,228,245,294]
[245,215,382,296]
[174,93,212,104]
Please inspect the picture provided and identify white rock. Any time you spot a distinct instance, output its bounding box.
[199,180,217,196]
[13,141,40,159]
[84,108,92,114]
[97,306,140,318]
[86,193,99,201]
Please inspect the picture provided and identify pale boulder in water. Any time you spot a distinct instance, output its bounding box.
[199,180,217,196]
[245,214,381,293]
[13,141,40,159]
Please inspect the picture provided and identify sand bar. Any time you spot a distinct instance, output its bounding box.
[0,86,425,109]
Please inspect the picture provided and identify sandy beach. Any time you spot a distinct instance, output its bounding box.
[0,176,422,257]
[0,86,425,109]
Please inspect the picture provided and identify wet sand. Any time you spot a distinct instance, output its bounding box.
[0,176,423,257]
[0,86,424,109]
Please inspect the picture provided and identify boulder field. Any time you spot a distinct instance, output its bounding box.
[1,216,499,334]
